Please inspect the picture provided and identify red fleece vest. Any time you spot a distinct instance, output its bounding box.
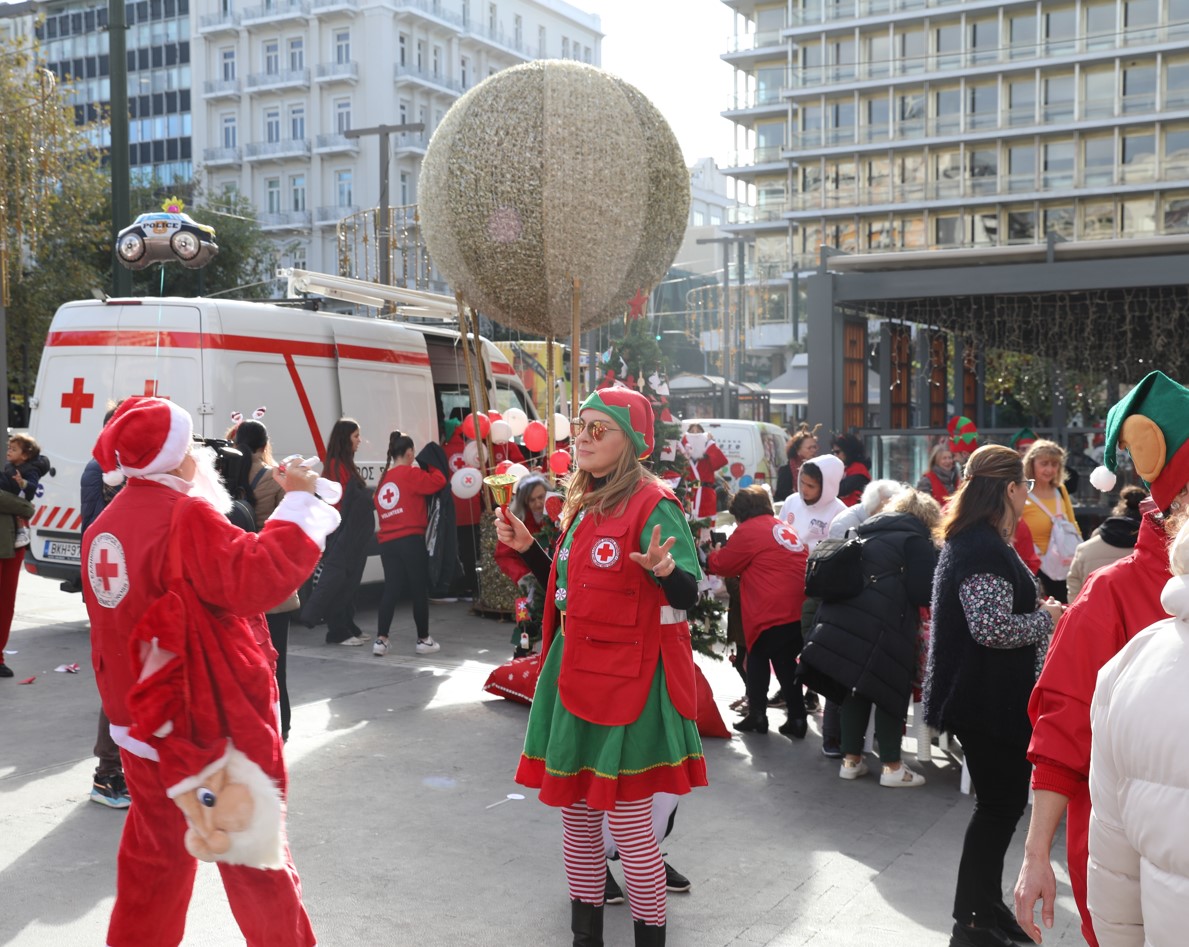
[542,480,696,727]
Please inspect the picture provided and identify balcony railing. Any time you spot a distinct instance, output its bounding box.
[311,0,358,11]
[393,64,462,93]
[203,78,242,98]
[314,132,359,153]
[244,138,311,160]
[393,0,463,27]
[725,29,786,53]
[247,69,310,91]
[392,133,429,153]
[202,146,242,165]
[241,0,310,25]
[259,210,312,230]
[315,204,360,225]
[198,10,240,31]
[316,61,359,83]
[725,86,788,112]
[728,202,792,224]
[724,146,786,169]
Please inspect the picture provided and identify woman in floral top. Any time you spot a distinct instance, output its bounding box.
[924,445,1065,947]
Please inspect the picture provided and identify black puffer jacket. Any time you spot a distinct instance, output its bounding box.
[798,512,938,719]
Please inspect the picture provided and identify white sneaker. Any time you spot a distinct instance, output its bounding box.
[372,638,388,657]
[337,635,367,647]
[839,758,869,780]
[880,764,926,788]
[13,528,29,549]
[415,637,440,655]
[428,596,458,604]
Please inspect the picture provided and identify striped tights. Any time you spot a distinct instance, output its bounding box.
[562,797,665,926]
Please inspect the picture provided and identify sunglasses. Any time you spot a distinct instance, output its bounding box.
[1020,478,1035,492]
[570,418,621,442]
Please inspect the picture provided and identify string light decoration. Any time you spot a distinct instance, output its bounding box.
[418,60,689,336]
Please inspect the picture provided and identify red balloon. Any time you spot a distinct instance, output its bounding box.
[730,462,745,478]
[460,412,490,440]
[548,449,572,475]
[544,494,564,522]
[494,460,513,475]
[523,420,548,452]
[487,410,502,422]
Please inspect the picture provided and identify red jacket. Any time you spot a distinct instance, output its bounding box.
[1026,511,1171,942]
[374,463,447,543]
[707,515,807,648]
[541,480,696,727]
[839,461,871,507]
[684,442,728,519]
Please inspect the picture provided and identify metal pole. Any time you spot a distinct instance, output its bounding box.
[109,0,131,296]
[378,132,390,288]
[721,242,730,417]
[736,240,745,419]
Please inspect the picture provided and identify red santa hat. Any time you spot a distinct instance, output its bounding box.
[94,396,193,486]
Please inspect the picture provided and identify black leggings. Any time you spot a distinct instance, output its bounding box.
[378,535,430,641]
[746,621,805,720]
[267,611,292,741]
[951,728,1032,927]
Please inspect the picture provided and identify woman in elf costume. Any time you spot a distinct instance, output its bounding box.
[495,386,705,947]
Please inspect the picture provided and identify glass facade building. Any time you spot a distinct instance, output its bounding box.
[723,0,1189,278]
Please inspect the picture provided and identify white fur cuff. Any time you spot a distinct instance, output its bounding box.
[268,491,341,551]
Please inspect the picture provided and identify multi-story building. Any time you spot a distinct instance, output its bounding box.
[193,0,602,274]
[722,0,1189,360]
[14,0,195,186]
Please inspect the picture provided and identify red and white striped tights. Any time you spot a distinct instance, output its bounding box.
[562,797,665,926]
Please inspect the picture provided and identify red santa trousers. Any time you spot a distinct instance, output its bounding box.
[109,752,315,947]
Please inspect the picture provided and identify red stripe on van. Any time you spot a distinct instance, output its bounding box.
[56,508,76,528]
[490,361,515,375]
[43,507,60,528]
[70,514,82,531]
[283,354,326,462]
[31,506,44,525]
[46,330,432,366]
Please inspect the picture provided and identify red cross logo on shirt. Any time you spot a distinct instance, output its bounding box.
[61,377,94,424]
[772,522,805,553]
[591,538,621,568]
[87,533,129,608]
[377,482,400,511]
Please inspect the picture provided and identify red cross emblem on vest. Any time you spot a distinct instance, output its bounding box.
[377,482,400,511]
[87,533,130,608]
[591,538,621,568]
[772,522,804,553]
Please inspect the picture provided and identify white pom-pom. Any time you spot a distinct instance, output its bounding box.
[1090,465,1117,492]
[102,469,126,487]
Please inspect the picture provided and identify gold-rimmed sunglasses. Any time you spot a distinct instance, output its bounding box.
[569,418,621,442]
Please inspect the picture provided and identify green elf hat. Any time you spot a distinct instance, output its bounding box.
[580,387,654,459]
[1090,370,1189,510]
[947,415,979,454]
[1011,428,1038,452]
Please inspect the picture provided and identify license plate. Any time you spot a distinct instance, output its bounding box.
[43,539,80,562]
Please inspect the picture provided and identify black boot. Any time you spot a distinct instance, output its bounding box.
[571,899,604,947]
[778,714,808,739]
[633,919,666,946]
[733,711,768,734]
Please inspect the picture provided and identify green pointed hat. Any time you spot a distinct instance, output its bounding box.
[1090,370,1189,509]
[579,387,654,459]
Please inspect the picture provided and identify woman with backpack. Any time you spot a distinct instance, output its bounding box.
[372,431,447,658]
[234,419,303,741]
[799,488,941,786]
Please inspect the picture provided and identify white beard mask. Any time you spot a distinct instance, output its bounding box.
[188,446,234,515]
[684,432,708,461]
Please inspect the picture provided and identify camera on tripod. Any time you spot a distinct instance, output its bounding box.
[192,436,248,489]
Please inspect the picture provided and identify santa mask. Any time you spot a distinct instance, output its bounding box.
[683,432,709,460]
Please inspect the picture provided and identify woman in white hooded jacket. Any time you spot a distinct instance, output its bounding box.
[1088,514,1189,947]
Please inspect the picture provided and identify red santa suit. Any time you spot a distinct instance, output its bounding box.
[681,432,727,520]
[1026,511,1170,944]
[83,397,340,947]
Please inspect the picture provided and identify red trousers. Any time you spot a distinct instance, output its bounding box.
[109,751,315,947]
[0,549,24,660]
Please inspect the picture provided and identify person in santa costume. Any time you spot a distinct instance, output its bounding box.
[494,386,706,947]
[83,396,340,947]
[680,423,727,520]
[1014,371,1189,947]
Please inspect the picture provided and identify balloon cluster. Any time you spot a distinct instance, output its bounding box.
[448,409,574,498]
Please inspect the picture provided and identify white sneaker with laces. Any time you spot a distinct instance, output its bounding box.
[839,758,869,780]
[880,764,927,788]
[372,638,388,657]
[415,637,441,655]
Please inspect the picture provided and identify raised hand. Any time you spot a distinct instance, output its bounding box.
[629,524,678,577]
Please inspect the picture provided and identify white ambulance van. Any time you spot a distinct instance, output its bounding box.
[25,295,535,585]
[679,418,788,488]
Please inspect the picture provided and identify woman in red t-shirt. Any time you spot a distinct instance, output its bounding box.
[372,431,447,657]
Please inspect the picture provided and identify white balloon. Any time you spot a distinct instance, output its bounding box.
[553,413,571,441]
[462,440,486,467]
[490,419,512,444]
[451,466,483,499]
[504,407,529,437]
[505,463,531,482]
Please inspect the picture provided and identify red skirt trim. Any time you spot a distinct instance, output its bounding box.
[515,754,708,811]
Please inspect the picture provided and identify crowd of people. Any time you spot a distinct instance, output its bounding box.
[8,365,1184,947]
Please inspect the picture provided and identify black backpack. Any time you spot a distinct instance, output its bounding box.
[226,467,269,533]
[804,536,866,602]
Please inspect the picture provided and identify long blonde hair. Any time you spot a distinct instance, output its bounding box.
[559,448,663,534]
[1022,439,1068,489]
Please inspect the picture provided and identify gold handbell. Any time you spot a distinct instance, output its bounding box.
[484,473,519,508]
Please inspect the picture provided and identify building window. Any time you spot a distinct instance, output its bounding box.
[416,40,424,71]
[488,2,497,32]
[334,29,350,64]
[462,0,469,26]
[1043,74,1075,122]
[1009,12,1037,58]
[967,83,998,130]
[220,47,235,80]
[968,18,998,65]
[1042,139,1075,188]
[400,171,410,205]
[265,108,280,143]
[290,174,306,212]
[1007,142,1036,192]
[1122,130,1156,181]
[514,14,522,46]
[1125,0,1160,42]
[934,214,962,247]
[264,39,279,75]
[934,87,960,134]
[1122,63,1157,112]
[1042,204,1075,240]
[897,92,924,135]
[562,36,569,58]
[1163,192,1189,232]
[266,177,281,214]
[336,169,352,206]
[693,208,705,226]
[1163,123,1189,178]
[897,26,924,74]
[432,45,441,78]
[1083,66,1116,118]
[398,34,407,68]
[288,37,303,71]
[584,45,592,63]
[221,114,236,148]
[461,56,469,88]
[289,104,304,140]
[1085,1,1117,49]
[1008,77,1036,126]
[335,98,351,133]
[864,31,889,79]
[1045,8,1077,54]
[291,245,307,270]
[1081,200,1116,238]
[934,23,960,70]
[538,25,545,54]
[1083,134,1116,186]
[1006,206,1037,244]
[399,99,409,124]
